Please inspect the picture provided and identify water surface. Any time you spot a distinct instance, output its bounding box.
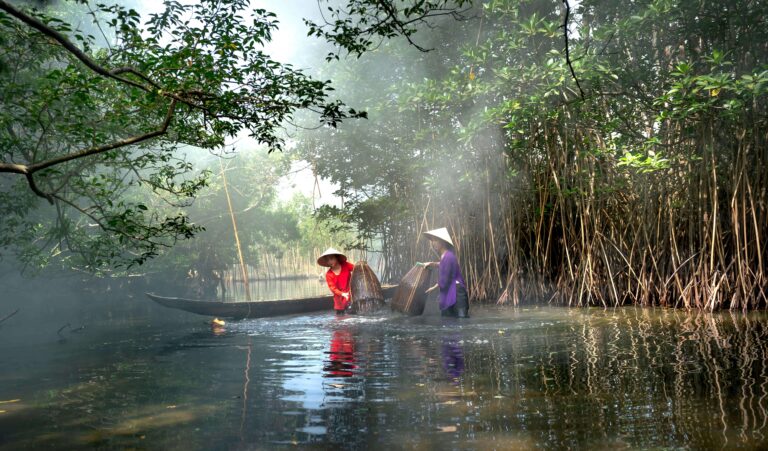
[2,296,768,449]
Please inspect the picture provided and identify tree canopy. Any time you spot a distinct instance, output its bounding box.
[0,0,464,270]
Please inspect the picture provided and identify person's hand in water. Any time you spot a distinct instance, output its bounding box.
[342,292,350,300]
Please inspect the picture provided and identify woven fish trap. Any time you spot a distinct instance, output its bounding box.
[391,264,433,315]
[349,261,385,314]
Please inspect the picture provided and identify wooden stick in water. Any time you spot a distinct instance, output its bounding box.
[220,158,251,301]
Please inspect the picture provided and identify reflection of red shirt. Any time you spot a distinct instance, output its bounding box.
[326,329,355,377]
[326,261,354,310]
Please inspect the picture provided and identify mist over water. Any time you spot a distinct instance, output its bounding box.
[2,0,768,449]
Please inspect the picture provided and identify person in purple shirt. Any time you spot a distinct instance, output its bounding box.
[424,227,469,318]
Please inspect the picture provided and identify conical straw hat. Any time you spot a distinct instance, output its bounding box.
[424,227,454,247]
[317,247,348,267]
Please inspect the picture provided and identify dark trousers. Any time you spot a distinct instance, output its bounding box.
[441,284,469,317]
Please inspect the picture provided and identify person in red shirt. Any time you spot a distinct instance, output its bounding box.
[317,247,354,315]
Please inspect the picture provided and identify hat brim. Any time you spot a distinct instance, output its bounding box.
[426,235,453,247]
[317,254,347,267]
[424,231,454,247]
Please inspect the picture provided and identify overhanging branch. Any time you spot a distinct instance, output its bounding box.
[0,1,203,109]
[0,100,177,203]
[561,0,585,100]
[28,99,177,173]
[0,0,149,92]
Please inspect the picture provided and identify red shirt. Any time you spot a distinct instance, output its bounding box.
[326,261,354,310]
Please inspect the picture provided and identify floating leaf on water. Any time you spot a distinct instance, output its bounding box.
[437,425,457,432]
[0,399,20,404]
[166,405,177,409]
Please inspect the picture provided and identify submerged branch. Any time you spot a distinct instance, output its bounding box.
[56,322,70,336]
[0,308,20,325]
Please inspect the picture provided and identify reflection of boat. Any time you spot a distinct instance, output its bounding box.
[147,285,397,319]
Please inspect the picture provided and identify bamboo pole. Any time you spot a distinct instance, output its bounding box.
[220,159,251,301]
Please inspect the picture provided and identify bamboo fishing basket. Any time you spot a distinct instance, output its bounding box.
[349,261,385,314]
[390,264,434,315]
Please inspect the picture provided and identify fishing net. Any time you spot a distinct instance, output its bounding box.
[391,264,434,315]
[349,261,385,314]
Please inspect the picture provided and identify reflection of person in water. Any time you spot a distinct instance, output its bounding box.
[324,329,356,377]
[442,336,465,382]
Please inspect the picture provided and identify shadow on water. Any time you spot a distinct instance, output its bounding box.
[4,303,768,449]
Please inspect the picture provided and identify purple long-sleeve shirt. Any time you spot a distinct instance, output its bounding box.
[437,249,466,310]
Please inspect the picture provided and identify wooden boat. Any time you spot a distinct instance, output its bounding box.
[147,285,398,319]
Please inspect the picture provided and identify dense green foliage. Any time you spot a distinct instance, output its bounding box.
[2,0,766,309]
[297,0,768,309]
[0,0,364,270]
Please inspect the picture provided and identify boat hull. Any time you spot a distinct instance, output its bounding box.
[147,285,397,319]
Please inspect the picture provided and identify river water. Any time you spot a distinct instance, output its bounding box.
[2,280,768,449]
